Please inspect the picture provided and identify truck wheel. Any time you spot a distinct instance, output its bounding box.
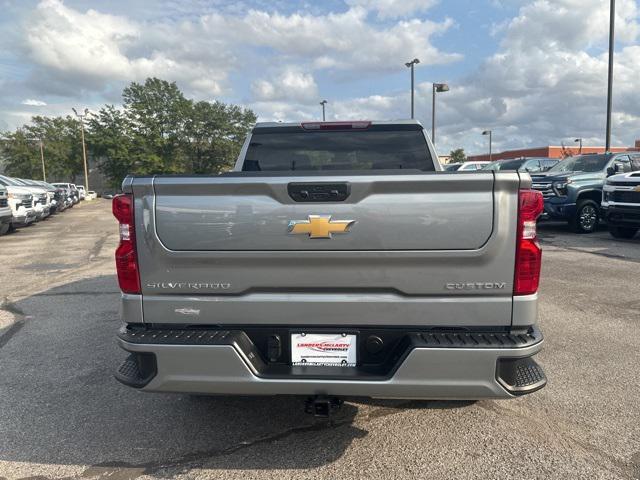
[609,226,638,239]
[570,200,599,233]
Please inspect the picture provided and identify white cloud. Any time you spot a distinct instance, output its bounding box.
[252,70,318,102]
[199,7,460,73]
[25,0,229,96]
[21,99,47,106]
[8,0,640,156]
[416,0,640,154]
[346,0,439,19]
[21,0,459,106]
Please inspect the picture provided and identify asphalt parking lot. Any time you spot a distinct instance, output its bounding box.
[0,200,639,480]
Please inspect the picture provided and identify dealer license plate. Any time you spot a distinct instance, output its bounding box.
[291,333,357,367]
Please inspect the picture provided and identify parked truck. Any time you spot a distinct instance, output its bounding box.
[113,120,546,413]
[0,184,12,235]
[602,170,640,239]
[531,152,640,233]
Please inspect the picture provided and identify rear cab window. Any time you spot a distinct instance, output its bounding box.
[242,123,435,172]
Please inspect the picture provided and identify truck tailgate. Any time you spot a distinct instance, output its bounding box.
[127,172,522,327]
[153,173,493,251]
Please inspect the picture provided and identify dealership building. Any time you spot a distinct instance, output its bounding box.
[467,140,640,162]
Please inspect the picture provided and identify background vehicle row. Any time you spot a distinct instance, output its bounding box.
[443,154,640,238]
[0,175,89,236]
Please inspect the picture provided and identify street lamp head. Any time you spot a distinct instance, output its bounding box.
[405,58,420,67]
[482,130,491,135]
[320,100,327,106]
[434,83,450,93]
[72,107,78,115]
[574,138,581,142]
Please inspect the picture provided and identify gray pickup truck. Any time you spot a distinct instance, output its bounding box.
[113,120,546,413]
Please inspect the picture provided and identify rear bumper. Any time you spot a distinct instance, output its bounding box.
[116,326,546,400]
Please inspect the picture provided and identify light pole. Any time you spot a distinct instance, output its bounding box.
[431,83,449,144]
[405,58,420,119]
[72,107,90,191]
[574,138,583,153]
[605,0,615,151]
[320,100,327,121]
[482,130,493,162]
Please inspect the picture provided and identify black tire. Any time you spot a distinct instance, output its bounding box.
[609,226,638,239]
[570,199,600,233]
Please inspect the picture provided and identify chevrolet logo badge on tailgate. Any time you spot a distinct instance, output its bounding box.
[288,215,355,239]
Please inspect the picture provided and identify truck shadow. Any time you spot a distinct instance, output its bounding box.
[0,275,472,475]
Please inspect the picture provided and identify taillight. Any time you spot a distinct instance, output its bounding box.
[301,121,371,130]
[113,194,140,294]
[514,189,544,296]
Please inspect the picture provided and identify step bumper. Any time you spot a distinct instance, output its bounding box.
[116,327,546,399]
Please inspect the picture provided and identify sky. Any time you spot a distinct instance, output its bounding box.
[0,0,639,156]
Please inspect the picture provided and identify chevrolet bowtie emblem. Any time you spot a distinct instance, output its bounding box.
[288,215,355,239]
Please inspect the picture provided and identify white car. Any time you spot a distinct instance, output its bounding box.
[0,177,36,228]
[76,185,87,200]
[457,161,491,171]
[4,176,51,220]
[52,183,79,205]
[86,190,98,200]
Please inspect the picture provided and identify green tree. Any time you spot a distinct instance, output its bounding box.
[449,148,466,163]
[89,77,256,186]
[184,100,256,174]
[1,116,83,181]
[87,105,136,185]
[1,77,256,187]
[0,129,40,178]
[122,77,191,174]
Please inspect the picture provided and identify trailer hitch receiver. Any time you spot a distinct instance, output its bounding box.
[305,395,343,417]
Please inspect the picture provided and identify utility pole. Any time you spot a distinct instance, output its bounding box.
[574,138,583,154]
[26,136,46,181]
[72,107,90,191]
[320,100,327,121]
[39,139,46,181]
[405,58,420,119]
[605,0,615,151]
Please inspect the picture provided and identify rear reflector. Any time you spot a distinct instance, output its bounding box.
[301,121,371,131]
[113,194,141,294]
[514,189,544,296]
